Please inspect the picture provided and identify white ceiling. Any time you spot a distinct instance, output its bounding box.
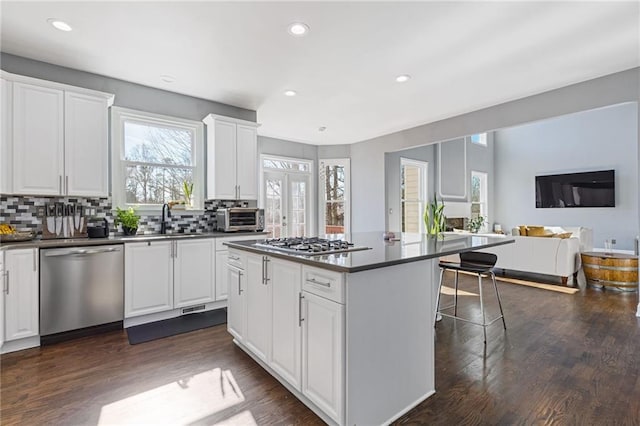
[1,1,638,145]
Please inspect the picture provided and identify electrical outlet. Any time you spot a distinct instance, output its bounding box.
[37,207,45,216]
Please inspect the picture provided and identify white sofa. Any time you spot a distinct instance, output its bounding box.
[443,227,593,286]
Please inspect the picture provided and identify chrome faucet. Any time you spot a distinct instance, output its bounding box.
[161,203,172,234]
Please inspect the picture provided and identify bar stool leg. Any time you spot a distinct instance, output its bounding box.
[478,273,487,344]
[491,271,506,329]
[454,270,459,316]
[434,268,445,326]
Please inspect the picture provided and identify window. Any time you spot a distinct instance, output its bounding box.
[319,159,350,235]
[401,158,428,233]
[471,170,488,231]
[470,133,487,146]
[261,155,313,238]
[111,107,204,211]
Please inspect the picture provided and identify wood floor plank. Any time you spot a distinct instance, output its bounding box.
[2,273,640,425]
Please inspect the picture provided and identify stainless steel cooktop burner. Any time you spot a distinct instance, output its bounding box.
[254,237,370,256]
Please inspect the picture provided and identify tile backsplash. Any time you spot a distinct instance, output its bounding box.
[0,196,256,236]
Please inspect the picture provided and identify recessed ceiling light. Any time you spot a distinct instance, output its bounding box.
[47,18,72,32]
[318,126,327,132]
[287,22,309,36]
[160,75,176,83]
[284,90,297,97]
[395,74,411,83]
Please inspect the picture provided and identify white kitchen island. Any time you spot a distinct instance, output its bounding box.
[225,232,513,425]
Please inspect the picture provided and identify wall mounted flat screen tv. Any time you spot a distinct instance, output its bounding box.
[535,170,615,208]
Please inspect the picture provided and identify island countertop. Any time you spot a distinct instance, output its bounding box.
[225,231,514,273]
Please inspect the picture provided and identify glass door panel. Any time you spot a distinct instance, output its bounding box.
[289,175,309,237]
[263,171,309,238]
[264,171,284,238]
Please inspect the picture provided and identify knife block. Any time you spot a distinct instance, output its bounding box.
[42,213,88,239]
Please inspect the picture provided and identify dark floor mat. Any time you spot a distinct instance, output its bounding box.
[127,308,227,344]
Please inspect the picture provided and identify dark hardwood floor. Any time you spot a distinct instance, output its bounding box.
[2,273,640,425]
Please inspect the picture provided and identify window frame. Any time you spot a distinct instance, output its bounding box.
[400,158,428,234]
[469,132,488,146]
[319,158,351,236]
[111,107,204,213]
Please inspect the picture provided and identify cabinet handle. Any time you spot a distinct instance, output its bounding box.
[59,175,62,194]
[169,241,173,259]
[33,249,37,271]
[229,255,240,261]
[298,292,304,326]
[306,277,331,287]
[174,241,178,258]
[5,270,9,294]
[261,256,270,285]
[65,175,69,194]
[238,271,243,295]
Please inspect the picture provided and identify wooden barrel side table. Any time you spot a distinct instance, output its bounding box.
[581,252,639,292]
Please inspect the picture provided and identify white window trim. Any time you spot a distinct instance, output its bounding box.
[400,158,428,234]
[111,107,204,214]
[259,154,315,237]
[319,158,351,236]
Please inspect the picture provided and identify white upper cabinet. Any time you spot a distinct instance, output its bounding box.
[203,114,259,200]
[12,82,64,195]
[1,72,114,197]
[64,92,109,196]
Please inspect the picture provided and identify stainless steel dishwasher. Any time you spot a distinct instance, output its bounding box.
[40,245,124,338]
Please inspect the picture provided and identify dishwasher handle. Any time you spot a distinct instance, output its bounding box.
[43,247,122,257]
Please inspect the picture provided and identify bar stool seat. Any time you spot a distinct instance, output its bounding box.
[435,251,506,344]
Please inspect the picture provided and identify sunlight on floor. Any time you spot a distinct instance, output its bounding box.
[98,368,244,425]
[213,409,258,425]
[441,285,478,297]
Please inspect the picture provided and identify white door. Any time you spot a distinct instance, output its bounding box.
[236,124,258,200]
[124,242,173,318]
[13,82,64,195]
[244,253,271,362]
[264,171,310,238]
[226,263,245,342]
[301,291,345,424]
[270,258,303,389]
[64,92,109,196]
[174,239,215,308]
[4,249,39,341]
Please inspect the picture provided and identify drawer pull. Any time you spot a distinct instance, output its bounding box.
[229,255,240,261]
[306,277,331,287]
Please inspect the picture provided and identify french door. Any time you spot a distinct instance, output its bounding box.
[264,171,310,238]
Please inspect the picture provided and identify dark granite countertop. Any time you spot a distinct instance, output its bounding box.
[0,231,269,250]
[225,232,514,273]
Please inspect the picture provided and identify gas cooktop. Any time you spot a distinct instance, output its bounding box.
[254,237,371,256]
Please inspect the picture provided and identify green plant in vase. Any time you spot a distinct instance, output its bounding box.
[114,207,140,236]
[182,180,194,208]
[424,194,446,237]
[467,215,486,233]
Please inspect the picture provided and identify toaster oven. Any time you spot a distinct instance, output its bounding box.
[216,208,264,232]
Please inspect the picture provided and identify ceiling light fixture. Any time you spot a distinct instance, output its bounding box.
[318,126,327,132]
[287,22,309,36]
[284,90,297,97]
[47,18,72,32]
[395,74,411,83]
[160,75,176,83]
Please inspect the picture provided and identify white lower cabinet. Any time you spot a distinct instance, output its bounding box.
[215,251,229,300]
[125,239,217,318]
[4,248,39,341]
[125,241,174,317]
[244,253,271,362]
[174,239,215,308]
[301,291,345,424]
[226,254,246,341]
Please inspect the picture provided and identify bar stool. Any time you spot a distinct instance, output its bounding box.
[434,251,506,344]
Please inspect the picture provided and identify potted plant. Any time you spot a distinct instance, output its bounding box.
[424,194,446,236]
[114,207,140,236]
[467,215,486,233]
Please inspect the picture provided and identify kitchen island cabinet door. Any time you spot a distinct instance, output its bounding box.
[215,251,229,301]
[270,258,302,389]
[124,242,173,318]
[244,253,271,363]
[226,261,245,342]
[4,248,39,341]
[12,82,64,195]
[64,91,109,197]
[174,239,215,308]
[301,291,344,424]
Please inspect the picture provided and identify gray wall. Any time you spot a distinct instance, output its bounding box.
[350,67,640,232]
[494,102,638,250]
[0,53,255,122]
